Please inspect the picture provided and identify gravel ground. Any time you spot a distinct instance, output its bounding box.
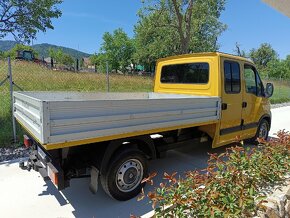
[0,145,30,163]
[0,102,289,163]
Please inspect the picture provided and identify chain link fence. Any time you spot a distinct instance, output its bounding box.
[0,58,13,146]
[262,77,290,104]
[1,58,290,147]
[0,58,153,146]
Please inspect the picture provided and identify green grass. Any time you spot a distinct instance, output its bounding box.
[266,79,290,104]
[0,61,153,146]
[1,61,290,147]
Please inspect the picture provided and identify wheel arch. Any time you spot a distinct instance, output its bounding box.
[258,114,271,129]
[100,135,156,175]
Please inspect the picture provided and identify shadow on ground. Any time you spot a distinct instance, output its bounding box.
[36,142,242,218]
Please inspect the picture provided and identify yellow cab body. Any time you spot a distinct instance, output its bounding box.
[154,52,271,148]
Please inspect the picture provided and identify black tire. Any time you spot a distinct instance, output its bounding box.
[251,119,270,142]
[100,148,148,201]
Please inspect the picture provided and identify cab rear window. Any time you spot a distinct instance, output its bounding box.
[160,63,209,84]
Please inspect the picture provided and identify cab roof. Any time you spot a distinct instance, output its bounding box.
[157,52,254,64]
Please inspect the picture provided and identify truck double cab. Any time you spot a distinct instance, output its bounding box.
[14,52,274,201]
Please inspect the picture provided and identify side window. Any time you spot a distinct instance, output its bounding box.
[244,65,264,96]
[244,66,256,95]
[256,73,263,96]
[224,61,241,93]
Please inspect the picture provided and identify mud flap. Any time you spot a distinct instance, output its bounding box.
[89,166,99,194]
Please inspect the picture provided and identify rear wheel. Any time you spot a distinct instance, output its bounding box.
[100,148,147,201]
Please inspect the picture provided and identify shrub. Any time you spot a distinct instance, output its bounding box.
[138,130,290,217]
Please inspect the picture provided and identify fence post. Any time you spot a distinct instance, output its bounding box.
[279,74,282,96]
[106,61,110,92]
[51,58,54,69]
[8,56,17,143]
[75,58,79,72]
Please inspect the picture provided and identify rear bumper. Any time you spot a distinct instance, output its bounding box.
[20,143,68,190]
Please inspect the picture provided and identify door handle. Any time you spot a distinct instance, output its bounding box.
[221,103,228,110]
[242,102,247,108]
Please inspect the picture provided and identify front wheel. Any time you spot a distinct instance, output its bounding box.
[253,119,270,142]
[100,148,148,201]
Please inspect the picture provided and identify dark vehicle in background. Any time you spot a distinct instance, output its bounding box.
[16,50,47,65]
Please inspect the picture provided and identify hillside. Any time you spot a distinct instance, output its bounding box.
[0,40,17,51]
[32,43,91,59]
[0,40,91,59]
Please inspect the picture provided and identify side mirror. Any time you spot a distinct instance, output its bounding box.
[265,83,274,98]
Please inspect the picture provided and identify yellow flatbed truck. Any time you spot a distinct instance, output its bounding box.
[15,52,274,200]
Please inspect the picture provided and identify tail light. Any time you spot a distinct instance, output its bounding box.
[23,135,33,148]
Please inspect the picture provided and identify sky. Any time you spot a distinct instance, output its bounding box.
[4,0,290,58]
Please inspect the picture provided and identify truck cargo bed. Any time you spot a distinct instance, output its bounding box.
[13,92,221,149]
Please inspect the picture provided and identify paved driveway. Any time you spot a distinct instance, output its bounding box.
[0,106,289,218]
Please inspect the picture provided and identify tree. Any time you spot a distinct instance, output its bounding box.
[249,43,278,70]
[48,48,56,60]
[89,53,107,72]
[62,53,74,66]
[100,28,135,73]
[0,0,62,43]
[49,48,63,64]
[49,48,74,66]
[134,0,226,66]
[89,54,99,66]
[234,42,247,57]
[0,50,4,59]
[4,44,37,58]
[267,59,290,79]
[133,10,177,70]
[285,55,290,70]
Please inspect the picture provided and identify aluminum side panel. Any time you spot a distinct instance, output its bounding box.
[13,91,221,146]
[13,92,43,142]
[48,98,221,144]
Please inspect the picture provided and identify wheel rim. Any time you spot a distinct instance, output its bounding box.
[258,122,268,139]
[115,159,143,192]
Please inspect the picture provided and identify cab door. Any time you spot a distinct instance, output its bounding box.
[241,64,265,138]
[219,59,243,144]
